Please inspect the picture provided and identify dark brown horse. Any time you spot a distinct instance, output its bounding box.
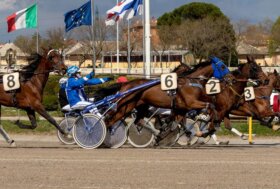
[205,71,280,144]
[104,56,267,140]
[104,61,216,128]
[0,49,67,145]
[195,56,269,137]
[221,71,280,138]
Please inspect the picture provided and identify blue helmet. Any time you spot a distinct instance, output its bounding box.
[66,66,80,77]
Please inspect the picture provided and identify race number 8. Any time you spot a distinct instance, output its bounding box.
[3,72,20,91]
[161,73,177,90]
[244,86,255,101]
[7,75,16,88]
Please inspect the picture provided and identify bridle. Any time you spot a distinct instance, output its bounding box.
[46,49,65,73]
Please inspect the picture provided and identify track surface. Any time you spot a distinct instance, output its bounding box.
[0,135,280,189]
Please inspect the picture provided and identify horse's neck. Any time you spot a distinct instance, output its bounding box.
[265,76,277,94]
[188,65,213,78]
[31,59,50,92]
[232,75,248,93]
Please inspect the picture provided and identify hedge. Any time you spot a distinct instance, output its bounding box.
[43,74,122,111]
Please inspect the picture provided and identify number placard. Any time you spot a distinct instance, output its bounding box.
[244,86,255,101]
[161,73,177,90]
[3,72,20,91]
[206,79,221,95]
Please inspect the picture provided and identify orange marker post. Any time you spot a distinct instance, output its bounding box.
[248,117,253,144]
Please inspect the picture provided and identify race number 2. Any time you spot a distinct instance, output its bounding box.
[206,78,221,95]
[3,72,20,91]
[161,73,177,90]
[244,86,255,101]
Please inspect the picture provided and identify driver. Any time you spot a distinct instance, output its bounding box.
[65,66,112,115]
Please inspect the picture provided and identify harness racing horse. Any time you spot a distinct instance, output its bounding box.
[197,58,270,144]
[212,70,280,143]
[0,49,67,146]
[105,57,267,145]
[104,58,232,140]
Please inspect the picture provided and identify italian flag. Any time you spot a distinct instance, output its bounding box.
[7,4,37,33]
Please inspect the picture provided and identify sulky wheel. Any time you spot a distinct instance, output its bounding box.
[103,120,128,149]
[178,118,200,146]
[73,114,106,149]
[57,117,76,145]
[127,118,155,148]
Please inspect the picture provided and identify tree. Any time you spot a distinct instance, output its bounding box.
[45,27,66,49]
[234,19,272,47]
[178,17,236,64]
[269,17,280,55]
[157,2,226,26]
[74,18,113,68]
[119,19,144,67]
[157,2,236,65]
[152,25,176,66]
[14,35,32,54]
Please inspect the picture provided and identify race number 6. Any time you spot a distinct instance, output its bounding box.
[244,86,255,101]
[3,72,20,91]
[161,73,177,90]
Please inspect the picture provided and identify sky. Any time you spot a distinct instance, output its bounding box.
[0,0,280,43]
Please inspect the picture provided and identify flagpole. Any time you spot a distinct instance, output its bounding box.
[91,0,96,69]
[36,0,39,53]
[144,0,151,78]
[127,19,131,74]
[116,0,120,74]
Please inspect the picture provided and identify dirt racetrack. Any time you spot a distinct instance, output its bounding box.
[0,135,279,189]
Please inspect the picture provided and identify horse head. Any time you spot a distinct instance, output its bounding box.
[239,56,268,84]
[45,49,67,75]
[268,69,280,91]
[209,56,230,80]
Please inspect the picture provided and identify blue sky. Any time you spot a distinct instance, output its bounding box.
[0,0,279,43]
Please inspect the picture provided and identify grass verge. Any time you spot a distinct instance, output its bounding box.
[0,119,279,136]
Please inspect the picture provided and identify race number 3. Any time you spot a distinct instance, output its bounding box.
[161,73,177,90]
[3,72,20,91]
[244,86,255,101]
[206,78,221,95]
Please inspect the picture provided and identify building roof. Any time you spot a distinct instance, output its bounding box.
[65,42,91,55]
[0,43,28,57]
[236,41,264,55]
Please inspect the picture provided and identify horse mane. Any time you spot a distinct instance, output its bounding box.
[231,68,241,76]
[20,53,42,80]
[177,60,212,77]
[172,63,190,72]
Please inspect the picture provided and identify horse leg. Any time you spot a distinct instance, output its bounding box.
[179,97,216,137]
[15,109,37,129]
[134,104,150,126]
[0,105,16,146]
[223,115,247,140]
[34,105,65,134]
[106,101,138,127]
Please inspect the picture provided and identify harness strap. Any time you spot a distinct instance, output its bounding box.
[257,96,270,100]
[229,86,243,98]
[189,83,203,89]
[11,91,18,107]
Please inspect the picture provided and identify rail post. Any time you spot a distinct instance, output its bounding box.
[248,117,253,144]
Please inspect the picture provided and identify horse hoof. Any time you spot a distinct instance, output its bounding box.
[241,135,248,140]
[216,141,229,145]
[9,140,16,147]
[220,141,229,145]
[272,125,280,131]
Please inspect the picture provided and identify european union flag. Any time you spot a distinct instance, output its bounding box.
[64,1,92,32]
